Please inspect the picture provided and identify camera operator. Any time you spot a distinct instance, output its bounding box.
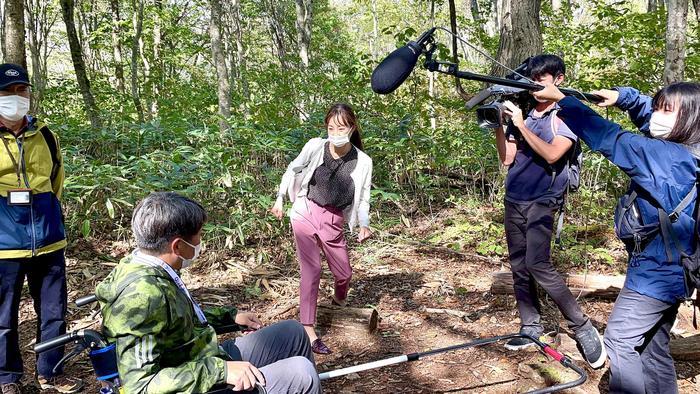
[492,55,605,369]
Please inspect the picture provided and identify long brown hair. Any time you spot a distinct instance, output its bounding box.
[324,103,363,151]
[652,82,700,145]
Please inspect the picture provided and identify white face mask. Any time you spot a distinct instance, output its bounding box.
[178,239,201,269]
[649,111,677,139]
[0,95,29,122]
[328,134,350,147]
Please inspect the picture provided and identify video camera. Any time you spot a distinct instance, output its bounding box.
[467,58,536,129]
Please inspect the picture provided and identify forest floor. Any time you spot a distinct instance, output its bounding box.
[14,203,700,393]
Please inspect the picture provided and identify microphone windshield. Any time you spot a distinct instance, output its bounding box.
[371,43,421,94]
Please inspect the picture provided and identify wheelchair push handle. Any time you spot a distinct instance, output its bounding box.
[34,332,77,354]
[34,329,108,354]
[76,294,98,307]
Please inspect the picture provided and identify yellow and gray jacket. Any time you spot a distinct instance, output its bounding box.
[0,116,66,258]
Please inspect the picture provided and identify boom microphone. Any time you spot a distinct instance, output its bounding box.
[371,28,436,94]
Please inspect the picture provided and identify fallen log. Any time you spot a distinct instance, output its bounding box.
[490,270,625,299]
[671,334,700,361]
[316,304,379,333]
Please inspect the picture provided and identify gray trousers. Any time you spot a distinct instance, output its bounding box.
[604,287,680,394]
[504,199,588,331]
[222,320,321,394]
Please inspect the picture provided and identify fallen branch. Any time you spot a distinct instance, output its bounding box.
[490,270,625,299]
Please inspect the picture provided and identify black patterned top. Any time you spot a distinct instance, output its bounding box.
[307,142,358,210]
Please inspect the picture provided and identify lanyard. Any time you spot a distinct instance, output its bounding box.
[132,250,208,325]
[1,134,25,188]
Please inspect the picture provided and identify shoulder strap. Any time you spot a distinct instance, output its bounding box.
[39,125,61,183]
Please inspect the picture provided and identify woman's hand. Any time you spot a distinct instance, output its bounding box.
[502,101,525,129]
[270,199,284,220]
[357,226,372,243]
[225,361,265,391]
[590,89,619,107]
[531,83,566,103]
[235,312,263,330]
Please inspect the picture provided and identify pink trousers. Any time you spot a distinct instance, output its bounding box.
[291,199,352,325]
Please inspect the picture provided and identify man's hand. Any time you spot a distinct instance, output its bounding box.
[502,101,525,129]
[357,226,372,243]
[590,89,619,107]
[270,200,284,220]
[225,361,265,391]
[235,312,263,330]
[532,83,566,103]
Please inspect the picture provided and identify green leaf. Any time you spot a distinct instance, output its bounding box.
[106,198,115,219]
[81,219,91,238]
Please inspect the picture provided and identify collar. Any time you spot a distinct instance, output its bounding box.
[0,116,36,139]
[529,102,561,119]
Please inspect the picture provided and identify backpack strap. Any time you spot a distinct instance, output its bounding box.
[38,125,61,184]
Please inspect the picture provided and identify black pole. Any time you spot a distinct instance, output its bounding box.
[424,59,603,103]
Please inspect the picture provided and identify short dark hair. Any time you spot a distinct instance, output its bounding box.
[131,192,207,253]
[527,54,566,80]
[652,82,700,145]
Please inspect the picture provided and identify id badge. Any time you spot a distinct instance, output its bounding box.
[8,189,32,206]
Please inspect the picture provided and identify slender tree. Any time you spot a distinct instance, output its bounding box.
[130,0,145,123]
[209,0,231,133]
[25,0,57,114]
[60,0,101,129]
[295,0,312,68]
[110,0,125,94]
[4,0,26,68]
[664,0,688,85]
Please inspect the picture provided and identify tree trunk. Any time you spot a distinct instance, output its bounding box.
[490,0,542,77]
[266,0,289,69]
[648,0,659,12]
[151,0,162,117]
[294,0,312,68]
[110,0,125,95]
[449,0,469,100]
[4,0,26,69]
[130,0,145,123]
[25,0,56,114]
[209,0,231,133]
[60,0,101,129]
[490,270,625,299]
[693,0,700,23]
[370,0,378,61]
[664,0,688,85]
[428,0,436,132]
[232,0,250,118]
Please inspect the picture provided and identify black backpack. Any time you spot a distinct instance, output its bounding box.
[38,125,61,184]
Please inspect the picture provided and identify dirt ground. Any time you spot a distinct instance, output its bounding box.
[13,205,700,393]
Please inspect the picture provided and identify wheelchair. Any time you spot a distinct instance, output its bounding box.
[34,294,266,394]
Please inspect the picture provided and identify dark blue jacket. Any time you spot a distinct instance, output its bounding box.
[558,87,697,303]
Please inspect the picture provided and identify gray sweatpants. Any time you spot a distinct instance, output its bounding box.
[222,320,321,394]
[604,286,680,394]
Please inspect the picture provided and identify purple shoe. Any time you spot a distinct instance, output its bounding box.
[311,338,332,354]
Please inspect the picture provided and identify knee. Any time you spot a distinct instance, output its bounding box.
[277,320,307,341]
[290,356,321,393]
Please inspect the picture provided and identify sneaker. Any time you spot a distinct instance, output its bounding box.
[0,383,22,394]
[574,321,607,369]
[37,376,83,394]
[505,325,544,350]
[311,338,332,354]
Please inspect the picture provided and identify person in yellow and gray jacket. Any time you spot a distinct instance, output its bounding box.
[0,64,82,394]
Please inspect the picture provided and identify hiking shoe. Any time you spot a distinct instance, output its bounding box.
[0,383,22,394]
[505,325,544,350]
[574,321,607,369]
[37,376,83,394]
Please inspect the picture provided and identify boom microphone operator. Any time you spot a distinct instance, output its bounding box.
[370,28,436,94]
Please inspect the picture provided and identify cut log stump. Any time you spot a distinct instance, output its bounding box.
[671,334,700,361]
[316,304,379,333]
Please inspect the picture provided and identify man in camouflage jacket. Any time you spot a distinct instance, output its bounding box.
[96,192,320,394]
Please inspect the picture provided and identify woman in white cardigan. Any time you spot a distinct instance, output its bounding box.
[271,103,373,354]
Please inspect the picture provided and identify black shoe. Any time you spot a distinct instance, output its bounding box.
[505,326,544,351]
[574,321,607,369]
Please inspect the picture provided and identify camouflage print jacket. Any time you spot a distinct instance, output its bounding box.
[96,252,241,394]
